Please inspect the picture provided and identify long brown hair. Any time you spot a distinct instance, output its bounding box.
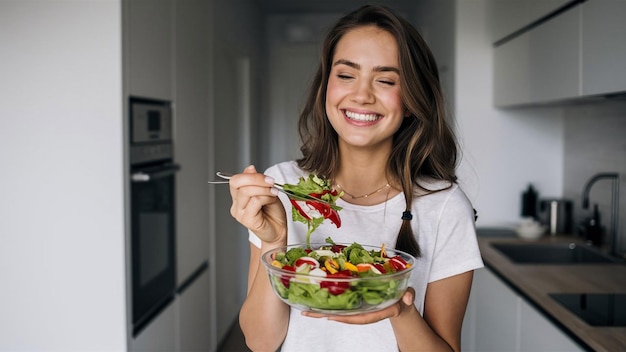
[297,5,459,257]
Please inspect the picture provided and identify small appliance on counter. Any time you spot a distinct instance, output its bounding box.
[538,198,573,235]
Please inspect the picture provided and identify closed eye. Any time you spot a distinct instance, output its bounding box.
[337,74,354,80]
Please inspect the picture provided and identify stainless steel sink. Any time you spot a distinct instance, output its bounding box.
[491,242,622,264]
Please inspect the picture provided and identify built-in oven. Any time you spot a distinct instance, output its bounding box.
[129,97,179,336]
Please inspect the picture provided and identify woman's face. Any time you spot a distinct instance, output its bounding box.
[325,25,406,150]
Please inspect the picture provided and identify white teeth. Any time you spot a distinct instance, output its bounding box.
[345,110,380,121]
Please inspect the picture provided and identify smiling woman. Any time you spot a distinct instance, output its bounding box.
[325,26,406,146]
[224,5,483,352]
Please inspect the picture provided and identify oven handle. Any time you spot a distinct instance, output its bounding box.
[131,164,180,182]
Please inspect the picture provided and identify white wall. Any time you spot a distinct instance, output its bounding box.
[453,0,563,226]
[0,1,127,351]
[563,99,626,255]
[262,14,340,168]
[210,0,264,344]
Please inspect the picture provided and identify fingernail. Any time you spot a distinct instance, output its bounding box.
[270,188,279,196]
[265,176,275,184]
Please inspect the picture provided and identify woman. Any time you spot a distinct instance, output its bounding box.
[227,5,483,351]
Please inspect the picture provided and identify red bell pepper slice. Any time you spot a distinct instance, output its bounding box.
[372,263,386,274]
[329,244,346,253]
[389,256,408,271]
[306,200,341,227]
[320,270,353,295]
[280,265,295,287]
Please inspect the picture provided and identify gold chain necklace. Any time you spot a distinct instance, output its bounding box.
[335,182,391,200]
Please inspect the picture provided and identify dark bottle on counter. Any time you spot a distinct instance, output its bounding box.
[585,204,604,246]
[521,184,538,219]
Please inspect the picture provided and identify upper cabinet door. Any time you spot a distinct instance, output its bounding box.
[127,0,173,100]
[491,0,573,42]
[582,0,626,96]
[526,6,581,103]
[494,5,581,107]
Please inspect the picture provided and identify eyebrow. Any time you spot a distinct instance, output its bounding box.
[333,59,399,74]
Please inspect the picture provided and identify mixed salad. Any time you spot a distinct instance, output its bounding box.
[268,237,413,311]
[281,174,343,248]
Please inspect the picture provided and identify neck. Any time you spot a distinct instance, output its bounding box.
[333,144,396,203]
[336,182,390,200]
[335,141,391,187]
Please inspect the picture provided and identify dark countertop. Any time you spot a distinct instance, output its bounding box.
[476,229,626,351]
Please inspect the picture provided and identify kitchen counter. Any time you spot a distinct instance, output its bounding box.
[478,234,626,351]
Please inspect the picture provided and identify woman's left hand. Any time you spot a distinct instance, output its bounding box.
[301,287,417,324]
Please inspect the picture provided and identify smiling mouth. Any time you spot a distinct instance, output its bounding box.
[344,110,381,122]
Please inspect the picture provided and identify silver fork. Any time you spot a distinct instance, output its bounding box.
[207,172,333,205]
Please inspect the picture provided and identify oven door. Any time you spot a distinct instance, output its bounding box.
[130,162,179,335]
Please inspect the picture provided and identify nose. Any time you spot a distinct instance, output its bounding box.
[351,80,375,104]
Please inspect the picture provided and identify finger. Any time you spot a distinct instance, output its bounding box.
[231,184,282,232]
[243,164,257,174]
[231,189,275,223]
[301,311,328,319]
[402,287,415,306]
[229,170,273,189]
[235,193,276,219]
[228,167,273,209]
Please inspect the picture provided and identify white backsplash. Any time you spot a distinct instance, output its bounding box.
[563,98,626,255]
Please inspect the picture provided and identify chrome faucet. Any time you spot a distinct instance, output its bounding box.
[581,173,620,256]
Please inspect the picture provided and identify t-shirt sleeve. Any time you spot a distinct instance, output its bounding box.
[428,186,483,283]
[249,230,262,248]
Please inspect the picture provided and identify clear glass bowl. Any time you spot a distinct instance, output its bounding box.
[261,243,416,315]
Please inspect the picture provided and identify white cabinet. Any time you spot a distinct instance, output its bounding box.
[465,268,519,351]
[174,0,211,287]
[131,302,176,352]
[462,268,583,351]
[493,0,626,107]
[178,270,212,352]
[494,5,580,107]
[519,298,582,351]
[525,5,580,104]
[491,0,572,43]
[582,0,626,96]
[127,0,173,100]
[129,269,211,352]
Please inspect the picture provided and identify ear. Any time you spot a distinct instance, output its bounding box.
[404,109,411,117]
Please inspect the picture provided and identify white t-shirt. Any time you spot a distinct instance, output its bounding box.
[249,161,484,351]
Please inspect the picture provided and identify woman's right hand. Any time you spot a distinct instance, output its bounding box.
[227,165,287,244]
